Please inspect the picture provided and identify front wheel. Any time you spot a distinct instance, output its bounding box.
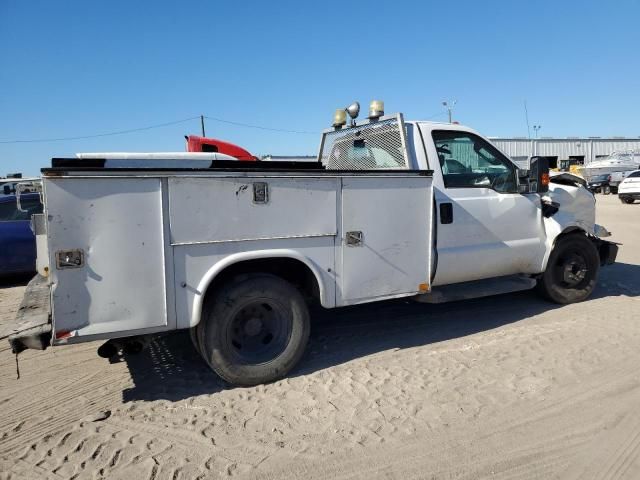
[198,274,310,387]
[620,196,635,204]
[537,234,600,304]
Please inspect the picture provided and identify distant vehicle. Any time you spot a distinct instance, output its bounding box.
[0,193,42,275]
[578,150,640,181]
[587,174,612,194]
[185,135,258,161]
[609,170,633,193]
[557,158,584,176]
[1,177,39,196]
[618,170,640,204]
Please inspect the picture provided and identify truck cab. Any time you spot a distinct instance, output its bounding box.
[411,122,549,285]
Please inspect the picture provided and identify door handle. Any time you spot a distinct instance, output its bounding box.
[439,203,453,224]
[345,231,363,246]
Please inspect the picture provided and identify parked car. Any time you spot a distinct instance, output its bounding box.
[0,193,43,275]
[587,173,612,194]
[609,170,633,194]
[618,170,640,204]
[1,178,39,196]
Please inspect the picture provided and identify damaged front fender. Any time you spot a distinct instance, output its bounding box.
[539,174,617,270]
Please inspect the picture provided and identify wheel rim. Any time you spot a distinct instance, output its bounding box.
[553,251,589,288]
[226,299,292,365]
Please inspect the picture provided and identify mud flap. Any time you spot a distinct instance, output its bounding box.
[7,274,52,354]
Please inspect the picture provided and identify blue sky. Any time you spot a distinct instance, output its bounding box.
[1,0,639,175]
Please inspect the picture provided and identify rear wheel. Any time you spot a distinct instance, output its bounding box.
[189,326,200,353]
[537,233,600,304]
[602,185,611,195]
[198,274,310,386]
[621,197,635,204]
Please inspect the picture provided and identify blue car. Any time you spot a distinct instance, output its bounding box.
[0,193,43,275]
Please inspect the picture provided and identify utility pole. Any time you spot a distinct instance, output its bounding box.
[442,100,457,123]
[200,115,206,137]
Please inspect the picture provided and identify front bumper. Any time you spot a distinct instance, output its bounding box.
[7,274,52,354]
[618,192,640,199]
[595,239,618,266]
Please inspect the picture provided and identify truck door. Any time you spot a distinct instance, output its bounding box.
[424,128,546,286]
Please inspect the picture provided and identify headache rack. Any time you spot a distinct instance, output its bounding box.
[317,113,410,170]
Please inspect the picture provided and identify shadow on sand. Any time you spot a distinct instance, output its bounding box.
[122,262,640,403]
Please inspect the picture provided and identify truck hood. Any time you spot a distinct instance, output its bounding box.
[549,171,588,189]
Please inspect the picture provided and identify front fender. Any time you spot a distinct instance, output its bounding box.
[541,182,596,271]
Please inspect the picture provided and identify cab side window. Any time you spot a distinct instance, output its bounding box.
[432,130,518,193]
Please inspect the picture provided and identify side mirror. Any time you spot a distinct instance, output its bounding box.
[517,169,531,193]
[529,156,550,193]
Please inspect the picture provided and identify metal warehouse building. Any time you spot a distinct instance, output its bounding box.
[489,137,640,168]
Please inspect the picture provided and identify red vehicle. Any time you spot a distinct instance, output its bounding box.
[185,135,257,161]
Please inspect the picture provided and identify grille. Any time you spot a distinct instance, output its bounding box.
[319,115,409,170]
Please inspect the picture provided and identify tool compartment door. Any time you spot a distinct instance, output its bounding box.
[338,175,432,305]
[45,178,169,340]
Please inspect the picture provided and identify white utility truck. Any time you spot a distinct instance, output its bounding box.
[10,103,618,386]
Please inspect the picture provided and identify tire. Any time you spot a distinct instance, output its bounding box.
[537,233,600,304]
[199,274,310,387]
[189,326,200,353]
[602,185,611,195]
[620,196,635,204]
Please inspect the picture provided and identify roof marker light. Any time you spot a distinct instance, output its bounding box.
[333,109,347,128]
[368,100,384,119]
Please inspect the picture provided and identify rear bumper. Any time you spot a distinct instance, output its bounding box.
[618,192,640,199]
[7,274,52,354]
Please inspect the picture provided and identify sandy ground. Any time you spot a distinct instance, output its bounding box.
[1,194,639,480]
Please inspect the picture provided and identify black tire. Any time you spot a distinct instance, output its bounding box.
[199,274,310,386]
[602,185,611,195]
[189,326,200,353]
[621,197,635,204]
[537,233,600,304]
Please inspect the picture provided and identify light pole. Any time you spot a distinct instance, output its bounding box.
[533,125,541,139]
[442,100,457,123]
